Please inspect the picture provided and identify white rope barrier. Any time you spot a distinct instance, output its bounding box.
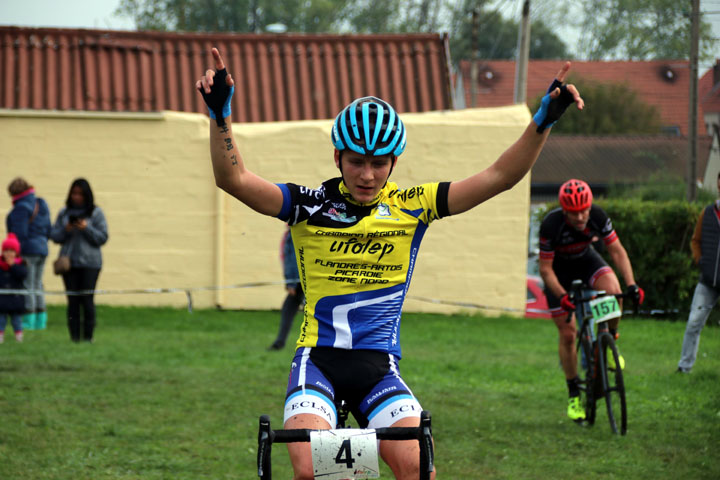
[0,280,525,314]
[405,295,525,313]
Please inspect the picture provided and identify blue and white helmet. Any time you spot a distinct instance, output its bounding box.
[331,96,406,157]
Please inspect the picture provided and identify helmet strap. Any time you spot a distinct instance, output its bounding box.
[337,151,346,185]
[382,155,397,187]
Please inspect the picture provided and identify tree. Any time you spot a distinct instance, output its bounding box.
[576,0,717,61]
[116,0,351,33]
[342,0,402,33]
[447,1,569,62]
[116,0,569,66]
[334,0,454,34]
[530,76,663,135]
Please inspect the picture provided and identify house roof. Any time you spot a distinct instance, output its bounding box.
[458,60,708,136]
[0,26,452,122]
[532,135,712,185]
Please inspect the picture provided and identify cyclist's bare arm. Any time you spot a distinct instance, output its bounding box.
[539,256,566,298]
[606,238,636,287]
[208,121,283,216]
[197,48,283,217]
[447,62,584,215]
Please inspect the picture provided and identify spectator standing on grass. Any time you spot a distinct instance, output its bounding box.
[197,47,583,480]
[0,233,28,343]
[268,227,305,351]
[6,177,51,331]
[677,172,720,373]
[50,178,108,343]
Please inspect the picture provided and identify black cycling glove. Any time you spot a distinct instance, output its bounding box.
[199,68,234,127]
[533,79,576,133]
[626,284,645,305]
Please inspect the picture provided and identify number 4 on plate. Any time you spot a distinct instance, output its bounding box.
[310,429,380,479]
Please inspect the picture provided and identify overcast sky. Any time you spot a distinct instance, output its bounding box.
[1,0,718,72]
[1,0,134,30]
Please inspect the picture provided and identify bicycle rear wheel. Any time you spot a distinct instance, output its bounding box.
[577,329,596,425]
[597,332,627,435]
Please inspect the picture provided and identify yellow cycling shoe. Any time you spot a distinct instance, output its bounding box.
[608,351,625,371]
[567,396,586,421]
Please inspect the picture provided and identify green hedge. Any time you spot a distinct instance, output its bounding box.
[534,199,704,314]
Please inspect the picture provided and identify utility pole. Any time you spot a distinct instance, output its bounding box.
[470,7,480,108]
[687,0,700,202]
[514,0,531,104]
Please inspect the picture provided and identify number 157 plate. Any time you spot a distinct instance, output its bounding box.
[310,429,379,479]
[589,295,621,323]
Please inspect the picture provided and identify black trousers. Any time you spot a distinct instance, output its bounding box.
[62,267,101,342]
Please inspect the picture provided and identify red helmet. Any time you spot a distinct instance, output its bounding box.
[558,179,593,212]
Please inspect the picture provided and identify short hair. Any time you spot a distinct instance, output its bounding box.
[7,177,31,196]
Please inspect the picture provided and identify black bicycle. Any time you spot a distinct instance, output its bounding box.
[257,401,434,479]
[569,279,631,435]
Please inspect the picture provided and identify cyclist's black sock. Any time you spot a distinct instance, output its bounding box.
[567,377,580,397]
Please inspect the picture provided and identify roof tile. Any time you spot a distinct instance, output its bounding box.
[0,26,452,121]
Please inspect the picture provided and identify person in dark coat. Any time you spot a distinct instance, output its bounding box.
[0,233,28,343]
[677,172,720,373]
[50,178,108,343]
[6,177,51,330]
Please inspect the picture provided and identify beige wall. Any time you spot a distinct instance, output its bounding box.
[0,106,532,315]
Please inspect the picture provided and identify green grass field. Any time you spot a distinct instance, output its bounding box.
[1,305,718,479]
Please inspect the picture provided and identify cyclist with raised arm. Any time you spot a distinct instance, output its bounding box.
[538,179,644,422]
[197,48,583,480]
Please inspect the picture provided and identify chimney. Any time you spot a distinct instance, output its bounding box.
[714,59,720,87]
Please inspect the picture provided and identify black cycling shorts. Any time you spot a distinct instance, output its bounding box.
[545,248,613,317]
[284,347,422,429]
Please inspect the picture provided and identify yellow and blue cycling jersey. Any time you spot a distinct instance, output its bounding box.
[276,177,451,357]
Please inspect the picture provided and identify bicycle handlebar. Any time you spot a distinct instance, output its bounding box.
[567,280,639,316]
[257,411,434,480]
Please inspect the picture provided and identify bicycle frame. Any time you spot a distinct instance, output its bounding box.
[257,410,434,480]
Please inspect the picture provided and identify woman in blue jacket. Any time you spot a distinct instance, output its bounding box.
[50,178,108,342]
[6,177,51,330]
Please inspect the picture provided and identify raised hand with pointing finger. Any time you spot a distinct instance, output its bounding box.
[196,48,235,127]
[533,62,584,133]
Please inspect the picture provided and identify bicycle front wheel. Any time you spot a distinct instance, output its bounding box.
[597,332,627,435]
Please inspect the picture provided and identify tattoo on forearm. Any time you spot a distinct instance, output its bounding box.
[220,125,229,134]
[230,154,238,165]
[224,138,233,151]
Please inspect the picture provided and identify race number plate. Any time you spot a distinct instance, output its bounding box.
[589,295,621,323]
[310,429,379,480]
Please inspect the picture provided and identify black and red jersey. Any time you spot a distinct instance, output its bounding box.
[538,205,618,261]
